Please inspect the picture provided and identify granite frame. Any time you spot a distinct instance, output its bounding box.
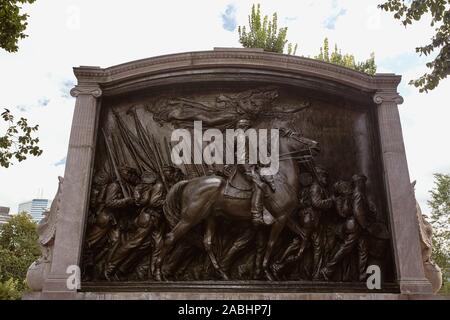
[34,48,431,299]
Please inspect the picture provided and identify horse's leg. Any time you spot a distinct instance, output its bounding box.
[221,227,255,275]
[161,242,190,278]
[204,217,229,280]
[155,217,195,281]
[275,237,310,278]
[262,218,286,281]
[156,191,219,281]
[277,238,301,264]
[271,237,301,279]
[254,229,265,279]
[272,225,309,278]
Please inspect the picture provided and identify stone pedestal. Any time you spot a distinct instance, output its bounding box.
[23,291,448,300]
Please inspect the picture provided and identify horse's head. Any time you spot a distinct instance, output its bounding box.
[278,128,320,156]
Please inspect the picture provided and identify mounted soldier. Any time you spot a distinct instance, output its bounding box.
[155,125,319,281]
[234,118,276,226]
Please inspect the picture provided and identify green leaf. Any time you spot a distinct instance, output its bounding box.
[379,0,450,92]
[237,3,297,54]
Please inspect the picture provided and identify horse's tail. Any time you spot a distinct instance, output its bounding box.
[163,180,189,229]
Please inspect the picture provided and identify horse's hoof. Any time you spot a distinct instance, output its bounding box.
[264,269,275,281]
[104,271,112,282]
[253,270,262,280]
[219,270,230,281]
[271,263,283,277]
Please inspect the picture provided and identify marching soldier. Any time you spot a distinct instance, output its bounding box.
[104,170,165,280]
[101,166,141,280]
[319,174,375,281]
[272,167,333,279]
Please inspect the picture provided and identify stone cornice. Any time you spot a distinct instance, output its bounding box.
[73,49,402,98]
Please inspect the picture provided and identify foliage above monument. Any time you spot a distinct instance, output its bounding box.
[237,5,376,75]
[0,0,36,53]
[314,38,377,75]
[379,0,449,92]
[238,4,297,55]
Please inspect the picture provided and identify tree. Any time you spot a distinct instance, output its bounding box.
[315,38,377,75]
[379,0,449,92]
[1,108,43,168]
[0,0,36,53]
[0,212,40,298]
[238,3,297,55]
[428,173,450,294]
[0,278,21,300]
[1,1,42,168]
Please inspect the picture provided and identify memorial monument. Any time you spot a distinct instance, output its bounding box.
[25,48,439,299]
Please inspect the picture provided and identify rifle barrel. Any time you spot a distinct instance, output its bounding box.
[102,129,129,198]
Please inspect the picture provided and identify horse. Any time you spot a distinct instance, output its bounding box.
[154,128,320,281]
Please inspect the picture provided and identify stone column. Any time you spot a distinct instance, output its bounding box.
[373,91,432,294]
[41,84,102,298]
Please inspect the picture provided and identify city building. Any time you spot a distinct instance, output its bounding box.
[0,206,11,225]
[18,199,49,222]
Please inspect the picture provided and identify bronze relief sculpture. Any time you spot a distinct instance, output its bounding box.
[81,85,393,285]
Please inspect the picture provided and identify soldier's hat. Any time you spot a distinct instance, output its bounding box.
[333,180,352,195]
[315,166,328,176]
[119,166,139,176]
[352,174,367,183]
[93,170,110,185]
[236,118,252,128]
[141,171,157,184]
[163,165,176,172]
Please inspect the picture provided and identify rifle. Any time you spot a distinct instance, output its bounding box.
[130,107,158,172]
[112,109,143,174]
[149,134,170,193]
[102,129,129,198]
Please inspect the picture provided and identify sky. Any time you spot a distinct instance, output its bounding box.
[0,0,449,215]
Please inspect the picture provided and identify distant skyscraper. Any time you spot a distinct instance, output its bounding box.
[0,206,11,225]
[18,199,49,222]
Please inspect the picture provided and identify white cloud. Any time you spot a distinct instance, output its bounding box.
[0,0,448,216]
[221,3,238,32]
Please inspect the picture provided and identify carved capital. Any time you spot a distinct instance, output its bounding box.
[70,85,102,98]
[373,92,404,105]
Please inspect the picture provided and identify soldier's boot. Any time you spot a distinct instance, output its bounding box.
[318,267,331,281]
[104,263,120,281]
[264,175,276,192]
[269,181,276,192]
[251,186,266,226]
[104,264,114,281]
